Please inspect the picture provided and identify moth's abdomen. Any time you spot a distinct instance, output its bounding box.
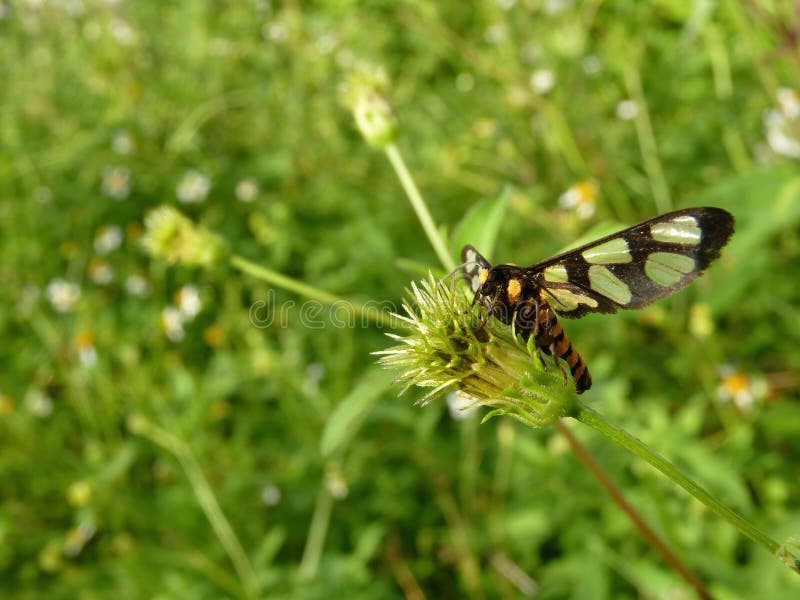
[517,299,592,394]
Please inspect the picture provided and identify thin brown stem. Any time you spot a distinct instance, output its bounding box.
[554,420,714,600]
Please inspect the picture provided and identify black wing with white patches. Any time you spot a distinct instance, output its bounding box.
[461,245,492,293]
[530,207,734,318]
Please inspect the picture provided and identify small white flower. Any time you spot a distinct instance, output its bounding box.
[111,129,134,155]
[79,346,98,367]
[325,471,349,500]
[530,68,555,94]
[63,0,84,17]
[446,391,479,421]
[777,87,800,119]
[24,389,53,417]
[558,180,598,220]
[315,33,336,54]
[716,367,768,413]
[110,18,136,45]
[101,166,131,200]
[543,0,572,14]
[484,23,507,45]
[616,99,639,120]
[764,108,800,158]
[496,0,516,10]
[176,284,201,319]
[262,21,287,42]
[46,279,80,313]
[235,177,259,202]
[125,274,150,297]
[260,484,282,506]
[176,170,211,203]
[581,55,602,76]
[161,306,185,342]
[94,225,123,254]
[88,260,114,285]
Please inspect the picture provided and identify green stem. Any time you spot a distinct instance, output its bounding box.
[573,404,782,557]
[128,415,259,599]
[384,143,456,271]
[298,484,334,580]
[230,254,395,328]
[623,63,672,214]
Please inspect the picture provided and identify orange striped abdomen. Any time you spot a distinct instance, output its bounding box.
[526,301,592,394]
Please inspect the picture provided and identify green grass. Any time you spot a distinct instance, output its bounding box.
[1,1,800,598]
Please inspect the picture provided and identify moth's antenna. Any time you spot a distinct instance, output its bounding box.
[441,261,466,283]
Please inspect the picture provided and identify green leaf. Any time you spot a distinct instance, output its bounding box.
[320,369,394,458]
[450,186,510,260]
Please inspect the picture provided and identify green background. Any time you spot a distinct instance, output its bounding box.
[1,1,799,598]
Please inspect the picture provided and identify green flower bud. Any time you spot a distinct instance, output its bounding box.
[141,205,226,268]
[341,64,397,148]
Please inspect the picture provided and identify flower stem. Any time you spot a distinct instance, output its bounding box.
[298,484,334,580]
[622,63,672,214]
[230,254,395,328]
[555,420,713,600]
[573,404,782,558]
[128,415,259,599]
[384,143,456,271]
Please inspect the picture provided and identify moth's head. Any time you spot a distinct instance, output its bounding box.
[461,245,493,295]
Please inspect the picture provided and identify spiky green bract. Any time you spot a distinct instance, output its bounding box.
[375,274,578,427]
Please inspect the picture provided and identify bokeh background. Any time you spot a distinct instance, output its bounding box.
[2,1,799,598]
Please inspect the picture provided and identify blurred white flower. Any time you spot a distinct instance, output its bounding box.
[262,21,287,42]
[777,87,800,119]
[111,129,134,155]
[260,484,282,506]
[530,68,555,94]
[110,17,137,45]
[616,99,639,120]
[74,330,97,368]
[558,180,598,220]
[46,279,80,313]
[716,367,768,413]
[581,54,602,76]
[125,274,150,297]
[175,284,201,319]
[764,108,800,159]
[325,471,349,500]
[94,225,123,254]
[63,0,84,17]
[484,23,507,44]
[88,259,114,285]
[235,177,259,202]
[446,391,479,420]
[101,166,131,200]
[160,306,185,342]
[176,170,211,203]
[497,0,516,10]
[544,0,572,14]
[24,389,53,417]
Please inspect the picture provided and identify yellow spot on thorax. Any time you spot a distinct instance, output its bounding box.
[478,269,489,286]
[507,278,522,304]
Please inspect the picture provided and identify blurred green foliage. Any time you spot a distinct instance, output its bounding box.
[1,1,799,598]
